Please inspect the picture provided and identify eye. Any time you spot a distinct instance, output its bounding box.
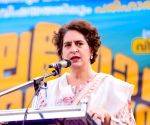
[64,42,71,47]
[75,40,83,47]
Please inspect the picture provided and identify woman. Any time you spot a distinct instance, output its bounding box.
[32,20,135,125]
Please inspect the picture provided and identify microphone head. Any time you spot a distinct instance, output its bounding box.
[48,59,71,68]
[63,59,71,68]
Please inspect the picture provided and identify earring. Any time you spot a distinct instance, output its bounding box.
[90,55,93,60]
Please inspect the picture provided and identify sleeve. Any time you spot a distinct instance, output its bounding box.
[110,100,136,125]
[108,76,136,124]
[31,78,60,109]
[31,88,47,109]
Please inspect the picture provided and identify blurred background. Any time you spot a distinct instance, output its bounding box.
[0,0,149,124]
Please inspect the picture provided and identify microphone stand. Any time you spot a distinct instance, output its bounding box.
[0,68,61,97]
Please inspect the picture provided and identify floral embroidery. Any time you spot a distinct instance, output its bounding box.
[111,103,135,125]
[56,96,75,105]
[37,90,47,108]
[128,100,132,111]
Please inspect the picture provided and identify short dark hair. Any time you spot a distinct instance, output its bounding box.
[52,20,101,64]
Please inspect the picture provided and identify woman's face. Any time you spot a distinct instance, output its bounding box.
[62,30,92,68]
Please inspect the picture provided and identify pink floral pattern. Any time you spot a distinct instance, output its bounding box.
[37,90,47,109]
[111,102,135,125]
[56,96,75,105]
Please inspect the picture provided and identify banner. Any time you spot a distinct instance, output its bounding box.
[0,0,150,124]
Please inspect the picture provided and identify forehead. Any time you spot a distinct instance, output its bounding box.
[63,30,86,42]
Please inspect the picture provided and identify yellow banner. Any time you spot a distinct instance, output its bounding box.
[0,22,149,125]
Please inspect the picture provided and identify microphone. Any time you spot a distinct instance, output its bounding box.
[49,59,71,68]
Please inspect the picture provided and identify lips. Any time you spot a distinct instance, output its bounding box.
[70,56,81,62]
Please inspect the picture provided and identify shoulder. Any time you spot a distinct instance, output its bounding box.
[95,72,134,101]
[105,73,134,96]
[92,73,134,114]
[96,72,134,93]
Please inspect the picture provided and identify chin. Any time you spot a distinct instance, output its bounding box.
[71,62,83,68]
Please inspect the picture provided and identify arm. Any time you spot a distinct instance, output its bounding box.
[87,101,135,125]
[31,88,47,109]
[111,101,135,125]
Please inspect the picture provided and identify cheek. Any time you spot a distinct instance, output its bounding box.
[85,49,91,57]
[82,50,91,60]
[62,49,68,58]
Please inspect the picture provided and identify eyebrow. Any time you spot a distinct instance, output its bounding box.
[63,41,72,44]
[64,40,84,44]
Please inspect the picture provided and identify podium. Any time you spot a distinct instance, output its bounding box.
[0,103,96,125]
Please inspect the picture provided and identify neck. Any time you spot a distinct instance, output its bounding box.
[68,65,95,86]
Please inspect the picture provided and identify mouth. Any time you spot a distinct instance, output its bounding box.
[70,56,81,63]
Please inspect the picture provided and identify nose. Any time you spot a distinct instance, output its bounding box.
[71,43,79,53]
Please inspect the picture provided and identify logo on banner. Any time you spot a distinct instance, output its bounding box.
[132,37,150,54]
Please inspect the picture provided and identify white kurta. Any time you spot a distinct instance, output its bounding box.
[32,72,135,124]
